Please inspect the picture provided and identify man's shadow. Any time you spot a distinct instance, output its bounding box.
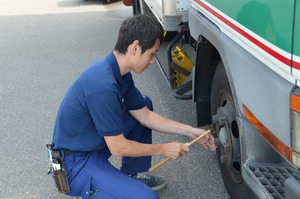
[57,0,120,7]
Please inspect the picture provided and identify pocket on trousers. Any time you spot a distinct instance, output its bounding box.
[64,152,93,198]
[68,172,92,199]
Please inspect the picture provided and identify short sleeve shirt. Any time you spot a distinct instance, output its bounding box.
[52,52,145,151]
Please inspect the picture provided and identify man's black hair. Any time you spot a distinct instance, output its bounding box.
[114,14,164,54]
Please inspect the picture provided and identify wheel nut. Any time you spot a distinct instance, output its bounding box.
[214,138,221,146]
[223,143,231,151]
[218,116,226,127]
[220,155,227,164]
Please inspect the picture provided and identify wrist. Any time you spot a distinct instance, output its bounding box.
[155,144,165,156]
[188,127,198,138]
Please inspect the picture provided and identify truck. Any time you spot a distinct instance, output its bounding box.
[128,0,300,198]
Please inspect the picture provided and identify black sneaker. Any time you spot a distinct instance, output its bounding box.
[131,172,167,191]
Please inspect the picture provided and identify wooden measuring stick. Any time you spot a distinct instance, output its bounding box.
[149,129,211,172]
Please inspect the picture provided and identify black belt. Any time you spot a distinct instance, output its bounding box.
[63,149,78,156]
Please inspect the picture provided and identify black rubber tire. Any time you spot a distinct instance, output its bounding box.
[211,62,255,199]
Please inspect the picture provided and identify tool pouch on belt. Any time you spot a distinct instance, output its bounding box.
[46,144,70,193]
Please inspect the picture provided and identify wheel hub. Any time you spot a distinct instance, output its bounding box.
[213,99,242,184]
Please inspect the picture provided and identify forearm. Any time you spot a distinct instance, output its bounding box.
[113,140,164,157]
[105,134,189,159]
[105,134,163,157]
[142,111,195,138]
[129,107,215,151]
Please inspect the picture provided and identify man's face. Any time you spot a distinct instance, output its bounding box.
[133,39,160,74]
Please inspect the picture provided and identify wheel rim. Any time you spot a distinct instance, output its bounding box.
[214,90,243,184]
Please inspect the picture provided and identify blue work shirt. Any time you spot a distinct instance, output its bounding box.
[52,52,145,151]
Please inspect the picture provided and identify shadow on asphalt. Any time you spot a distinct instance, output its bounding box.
[57,0,121,7]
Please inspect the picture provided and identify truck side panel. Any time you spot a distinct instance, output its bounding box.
[191,0,295,83]
[189,0,295,146]
[205,0,295,54]
[292,0,300,82]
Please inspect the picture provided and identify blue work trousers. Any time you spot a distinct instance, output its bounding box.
[63,96,159,199]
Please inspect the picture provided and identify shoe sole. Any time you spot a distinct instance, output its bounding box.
[151,181,167,191]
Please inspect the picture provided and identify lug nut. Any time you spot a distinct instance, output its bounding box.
[212,115,219,125]
[214,138,221,146]
[220,155,227,164]
[218,116,226,127]
[223,143,231,151]
[212,115,226,127]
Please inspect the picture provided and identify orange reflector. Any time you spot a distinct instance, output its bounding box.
[243,105,292,161]
[291,94,300,112]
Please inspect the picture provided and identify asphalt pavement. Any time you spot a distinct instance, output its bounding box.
[0,0,229,198]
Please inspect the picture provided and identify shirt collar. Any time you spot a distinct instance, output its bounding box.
[106,51,123,82]
[106,51,128,94]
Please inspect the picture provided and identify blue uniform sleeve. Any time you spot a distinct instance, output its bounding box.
[85,89,124,136]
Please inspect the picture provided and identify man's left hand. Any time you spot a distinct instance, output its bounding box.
[190,128,217,151]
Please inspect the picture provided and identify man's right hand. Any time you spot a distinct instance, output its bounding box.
[162,142,190,159]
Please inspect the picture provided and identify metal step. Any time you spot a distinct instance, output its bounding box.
[245,163,300,199]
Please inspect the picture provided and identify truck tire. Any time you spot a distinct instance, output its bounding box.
[211,62,255,199]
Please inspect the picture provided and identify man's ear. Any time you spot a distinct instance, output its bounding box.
[131,40,140,54]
